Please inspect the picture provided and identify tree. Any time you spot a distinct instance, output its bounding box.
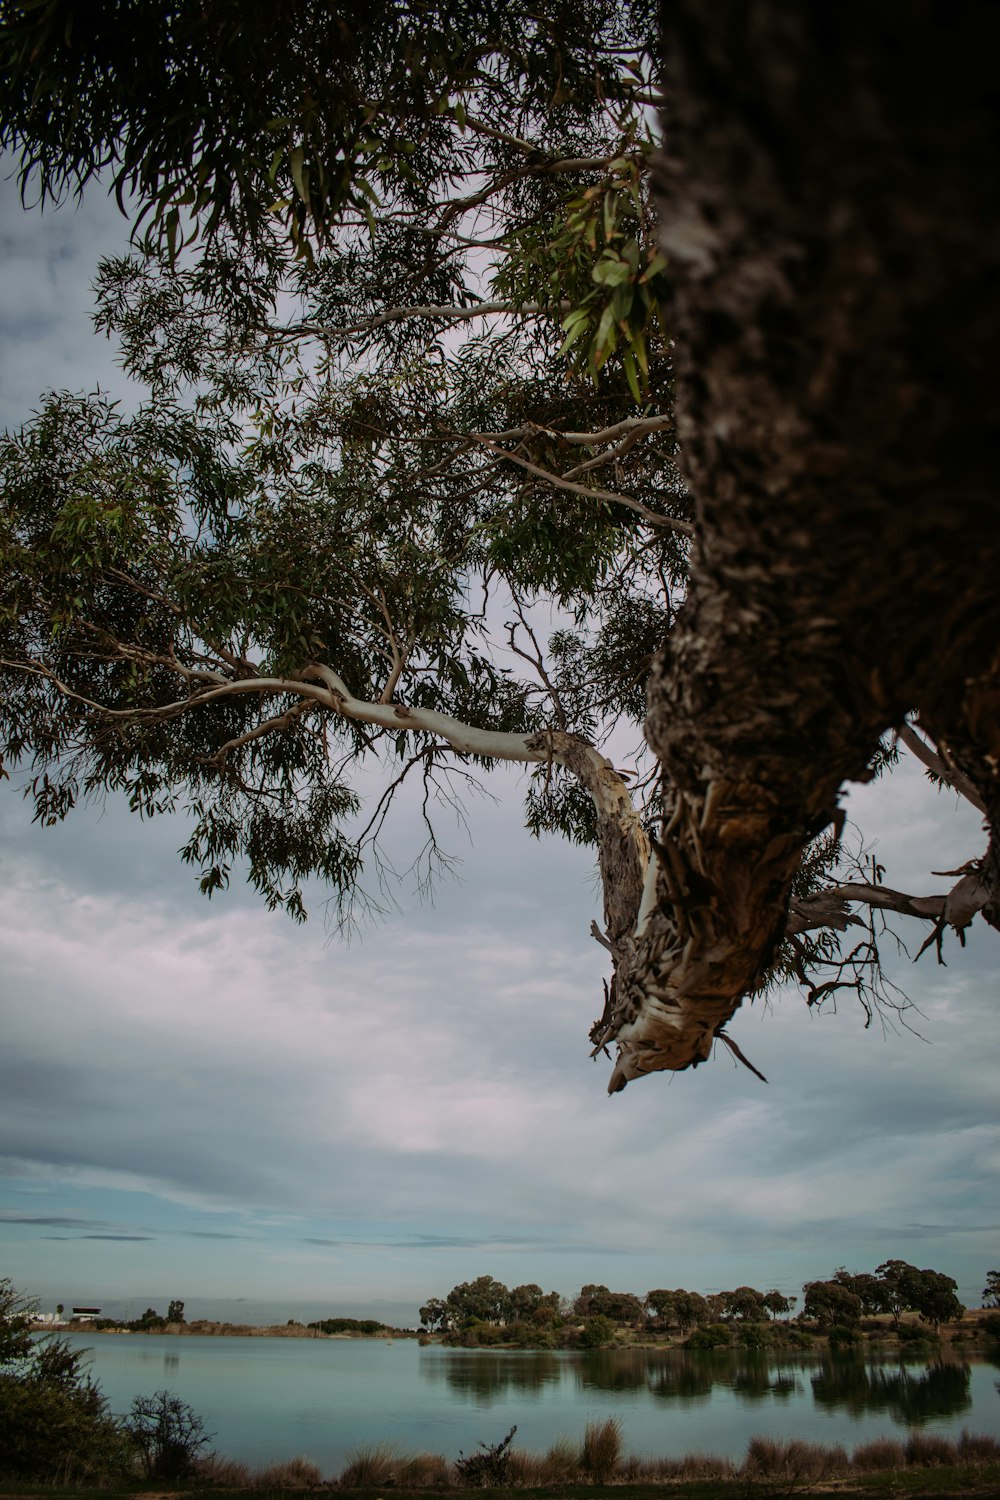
[577,1314,616,1347]
[647,1287,707,1331]
[166,1300,186,1325]
[573,1284,643,1324]
[418,1297,450,1332]
[424,1276,515,1329]
[832,1269,884,1318]
[871,1260,963,1331]
[0,1,997,1095]
[801,1281,862,1331]
[983,1272,1000,1310]
[911,1271,964,1331]
[762,1290,794,1321]
[0,1279,127,1483]
[720,1286,766,1323]
[124,1390,213,1482]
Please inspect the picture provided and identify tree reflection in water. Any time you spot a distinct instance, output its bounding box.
[582,1350,801,1405]
[420,1351,563,1400]
[811,1354,972,1425]
[419,1347,973,1427]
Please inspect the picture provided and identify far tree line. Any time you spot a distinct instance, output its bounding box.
[421,1264,999,1338]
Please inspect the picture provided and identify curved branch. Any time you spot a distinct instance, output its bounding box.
[467,437,693,535]
[897,723,988,815]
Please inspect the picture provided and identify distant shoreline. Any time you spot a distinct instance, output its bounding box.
[50,1320,419,1339]
[47,1311,994,1351]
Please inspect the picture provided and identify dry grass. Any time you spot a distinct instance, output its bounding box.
[184,1424,1000,1490]
[538,1437,581,1482]
[958,1429,1000,1462]
[193,1454,254,1487]
[673,1451,736,1480]
[338,1440,402,1487]
[395,1451,452,1486]
[905,1431,962,1467]
[253,1456,324,1488]
[851,1436,907,1471]
[744,1435,847,1481]
[580,1417,622,1482]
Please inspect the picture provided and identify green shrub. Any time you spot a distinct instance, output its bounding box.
[897,1320,936,1343]
[0,1280,130,1484]
[687,1322,730,1348]
[578,1314,616,1347]
[981,1311,1000,1342]
[828,1322,862,1347]
[738,1322,768,1349]
[0,1371,129,1483]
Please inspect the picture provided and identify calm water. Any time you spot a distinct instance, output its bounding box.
[63,1335,1000,1472]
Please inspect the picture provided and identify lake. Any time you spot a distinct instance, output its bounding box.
[63,1334,1000,1474]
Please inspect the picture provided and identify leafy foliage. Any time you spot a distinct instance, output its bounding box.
[0,0,944,1048]
[0,0,655,259]
[0,1279,128,1483]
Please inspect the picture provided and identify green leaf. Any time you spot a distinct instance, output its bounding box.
[289,146,308,205]
[621,346,642,402]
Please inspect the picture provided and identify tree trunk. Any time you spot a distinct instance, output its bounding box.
[598,1,1000,1089]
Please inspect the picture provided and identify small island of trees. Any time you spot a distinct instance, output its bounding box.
[418,1261,979,1350]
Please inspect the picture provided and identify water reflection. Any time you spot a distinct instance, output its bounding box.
[164,1352,180,1374]
[420,1346,972,1427]
[811,1354,972,1426]
[421,1351,563,1401]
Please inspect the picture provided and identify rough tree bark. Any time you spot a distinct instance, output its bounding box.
[596,1,1000,1090]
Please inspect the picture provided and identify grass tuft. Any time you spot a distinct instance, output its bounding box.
[395,1451,452,1486]
[744,1435,841,1480]
[958,1429,1000,1462]
[580,1417,622,1482]
[852,1436,907,1471]
[195,1454,254,1487]
[905,1430,958,1467]
[253,1456,324,1487]
[339,1440,402,1486]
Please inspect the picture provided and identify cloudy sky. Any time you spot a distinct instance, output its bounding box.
[1,171,997,1328]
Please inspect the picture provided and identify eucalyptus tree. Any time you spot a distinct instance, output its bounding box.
[1,0,997,1094]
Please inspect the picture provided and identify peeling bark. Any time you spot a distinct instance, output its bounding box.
[598,2,1000,1090]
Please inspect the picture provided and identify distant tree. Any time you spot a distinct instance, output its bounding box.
[573,1285,642,1325]
[721,1286,767,1323]
[872,1260,964,1331]
[420,1277,517,1330]
[56,1303,64,1320]
[762,1290,794,1320]
[166,1300,185,1325]
[418,1297,450,1332]
[983,1271,1000,1309]
[646,1288,708,1331]
[673,1290,709,1330]
[133,1308,166,1331]
[832,1268,884,1317]
[802,1280,862,1329]
[911,1270,964,1330]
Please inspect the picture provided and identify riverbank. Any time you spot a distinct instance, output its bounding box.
[4,1431,1000,1499]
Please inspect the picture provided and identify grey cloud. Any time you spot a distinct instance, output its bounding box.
[0,1212,107,1228]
